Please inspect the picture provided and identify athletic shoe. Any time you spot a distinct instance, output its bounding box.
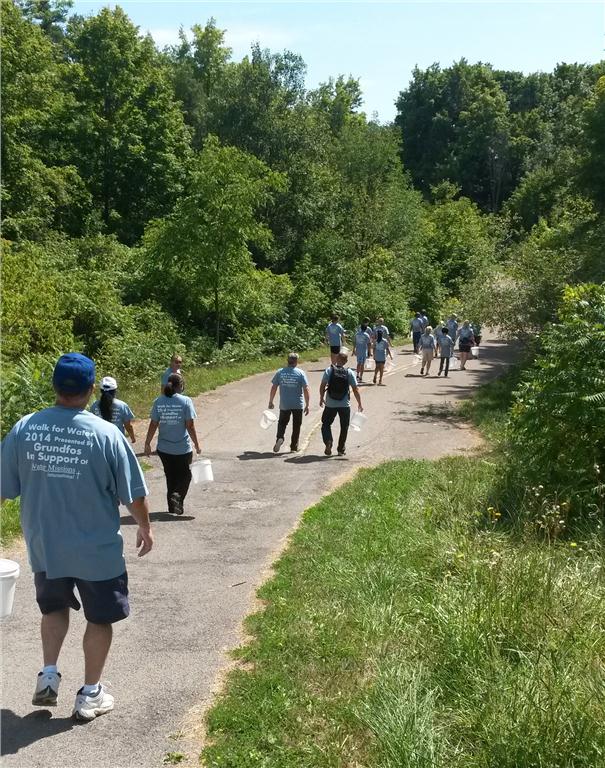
[290,445,299,452]
[169,492,184,515]
[32,670,61,706]
[72,684,114,721]
[273,437,284,453]
[438,371,442,376]
[324,441,333,456]
[337,448,346,456]
[420,368,424,375]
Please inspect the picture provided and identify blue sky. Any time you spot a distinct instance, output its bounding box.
[71,1,604,122]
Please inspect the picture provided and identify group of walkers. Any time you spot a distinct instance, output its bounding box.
[0,310,482,723]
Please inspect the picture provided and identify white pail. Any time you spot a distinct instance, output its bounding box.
[191,459,213,484]
[0,559,20,619]
[350,411,367,432]
[260,409,278,429]
[471,346,480,358]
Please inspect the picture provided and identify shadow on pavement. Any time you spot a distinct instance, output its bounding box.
[1,709,75,755]
[120,512,195,524]
[284,454,332,464]
[237,451,280,461]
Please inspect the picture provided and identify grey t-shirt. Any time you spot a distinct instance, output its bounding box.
[1,406,148,580]
[150,393,197,455]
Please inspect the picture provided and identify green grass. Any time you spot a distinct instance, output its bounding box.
[0,499,21,548]
[121,347,326,418]
[201,460,605,767]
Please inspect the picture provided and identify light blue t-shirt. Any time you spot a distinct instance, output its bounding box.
[374,324,389,338]
[421,315,429,329]
[411,317,423,332]
[419,333,436,350]
[91,398,134,435]
[161,367,181,388]
[459,326,474,342]
[150,393,197,455]
[447,320,458,339]
[322,367,358,408]
[374,339,390,363]
[354,331,371,358]
[439,335,454,357]
[271,366,309,410]
[0,406,148,581]
[326,322,344,346]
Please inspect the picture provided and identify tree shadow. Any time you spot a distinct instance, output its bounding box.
[237,451,281,461]
[1,709,75,755]
[119,512,195,524]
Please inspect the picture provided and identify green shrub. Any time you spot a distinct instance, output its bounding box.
[506,283,605,519]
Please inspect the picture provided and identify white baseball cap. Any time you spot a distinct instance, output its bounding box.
[100,376,118,391]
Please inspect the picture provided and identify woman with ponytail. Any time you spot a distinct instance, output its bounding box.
[90,376,136,443]
[144,373,201,516]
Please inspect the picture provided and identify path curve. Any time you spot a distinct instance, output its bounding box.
[1,336,514,767]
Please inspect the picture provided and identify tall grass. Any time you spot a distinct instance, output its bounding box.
[202,460,605,767]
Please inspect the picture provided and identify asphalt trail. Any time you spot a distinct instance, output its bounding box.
[1,336,515,767]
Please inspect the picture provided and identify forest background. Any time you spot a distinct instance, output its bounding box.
[2,0,605,511]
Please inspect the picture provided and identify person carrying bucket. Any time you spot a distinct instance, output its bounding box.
[437,327,455,377]
[268,352,310,453]
[145,373,201,515]
[319,352,363,457]
[419,325,436,376]
[0,353,153,721]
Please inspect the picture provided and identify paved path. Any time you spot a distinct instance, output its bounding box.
[1,337,514,768]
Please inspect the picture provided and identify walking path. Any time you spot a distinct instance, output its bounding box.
[1,336,515,768]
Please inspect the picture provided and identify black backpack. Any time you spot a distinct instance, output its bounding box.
[327,366,349,401]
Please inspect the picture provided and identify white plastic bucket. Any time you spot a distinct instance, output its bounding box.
[450,356,461,370]
[340,346,350,356]
[191,458,213,484]
[365,358,375,371]
[350,411,367,432]
[471,346,480,358]
[260,409,278,429]
[0,559,20,619]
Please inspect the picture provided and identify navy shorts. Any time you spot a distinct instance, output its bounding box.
[34,571,130,624]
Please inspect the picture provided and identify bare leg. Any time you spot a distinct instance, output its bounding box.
[83,623,113,685]
[41,609,70,666]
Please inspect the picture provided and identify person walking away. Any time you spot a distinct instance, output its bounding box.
[319,352,362,456]
[419,326,436,376]
[447,315,458,344]
[91,376,136,443]
[410,313,424,353]
[354,324,372,383]
[374,317,390,342]
[145,373,201,515]
[373,330,393,385]
[268,353,310,453]
[161,354,183,393]
[325,314,346,364]
[472,322,482,346]
[1,353,153,721]
[420,310,429,331]
[458,320,476,370]
[434,322,445,358]
[438,327,454,377]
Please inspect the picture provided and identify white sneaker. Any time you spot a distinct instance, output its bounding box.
[32,670,61,706]
[72,684,114,721]
[273,437,284,453]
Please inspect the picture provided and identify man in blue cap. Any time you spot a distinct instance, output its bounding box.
[1,353,153,721]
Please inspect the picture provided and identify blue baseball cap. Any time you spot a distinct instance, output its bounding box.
[52,353,95,394]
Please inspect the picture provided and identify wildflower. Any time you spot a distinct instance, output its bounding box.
[570,542,578,548]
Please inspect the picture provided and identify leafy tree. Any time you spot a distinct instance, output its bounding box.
[139,137,285,344]
[580,76,605,211]
[66,7,191,243]
[16,0,72,42]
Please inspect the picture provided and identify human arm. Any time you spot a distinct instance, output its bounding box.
[124,421,136,444]
[268,384,279,409]
[144,420,158,456]
[126,496,153,556]
[352,385,363,412]
[186,419,201,455]
[303,385,310,415]
[319,380,327,408]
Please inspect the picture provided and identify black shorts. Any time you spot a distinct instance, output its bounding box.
[330,345,341,354]
[34,571,130,624]
[459,342,472,353]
